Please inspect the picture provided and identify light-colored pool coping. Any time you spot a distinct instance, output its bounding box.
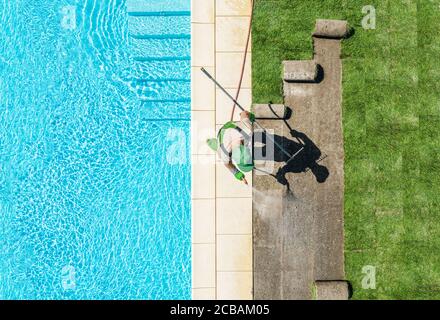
[191,0,253,300]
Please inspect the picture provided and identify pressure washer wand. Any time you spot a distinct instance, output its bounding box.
[200,67,294,160]
[201,67,247,113]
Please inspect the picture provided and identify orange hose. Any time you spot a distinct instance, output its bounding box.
[230,0,254,121]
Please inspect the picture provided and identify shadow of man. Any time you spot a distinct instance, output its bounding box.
[254,128,329,189]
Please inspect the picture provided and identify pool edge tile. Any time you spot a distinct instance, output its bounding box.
[192,287,216,300]
[216,197,252,235]
[191,110,216,155]
[192,199,216,244]
[216,0,253,16]
[191,23,215,67]
[217,234,253,272]
[192,243,216,288]
[215,52,252,88]
[192,0,215,23]
[215,88,252,125]
[217,271,253,300]
[192,154,216,199]
[216,16,252,52]
[191,66,216,111]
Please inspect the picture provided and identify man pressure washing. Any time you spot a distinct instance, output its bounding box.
[207,111,254,185]
[201,67,301,186]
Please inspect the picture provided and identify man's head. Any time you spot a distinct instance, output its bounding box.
[311,164,329,183]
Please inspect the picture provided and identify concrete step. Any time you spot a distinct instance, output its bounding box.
[130,34,190,40]
[126,1,191,104]
[130,79,190,102]
[130,37,190,60]
[127,0,190,14]
[128,14,190,36]
[131,59,190,80]
[134,101,191,120]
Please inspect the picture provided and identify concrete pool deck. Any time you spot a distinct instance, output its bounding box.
[191,0,253,299]
[253,22,347,299]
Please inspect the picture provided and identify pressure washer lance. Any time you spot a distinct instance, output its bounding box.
[200,67,303,165]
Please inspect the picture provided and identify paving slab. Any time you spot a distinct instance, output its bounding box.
[315,281,349,300]
[253,104,287,119]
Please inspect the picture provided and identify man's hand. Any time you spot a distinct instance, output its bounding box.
[240,111,251,120]
[290,129,305,145]
[234,171,248,185]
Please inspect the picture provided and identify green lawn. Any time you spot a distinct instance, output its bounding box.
[253,0,440,299]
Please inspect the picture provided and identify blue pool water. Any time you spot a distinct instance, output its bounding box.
[0,0,191,299]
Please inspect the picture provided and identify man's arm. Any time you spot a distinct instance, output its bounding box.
[290,129,307,145]
[224,161,248,185]
[240,111,254,133]
[219,146,248,185]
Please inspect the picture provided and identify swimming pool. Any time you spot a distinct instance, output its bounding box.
[0,0,191,299]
